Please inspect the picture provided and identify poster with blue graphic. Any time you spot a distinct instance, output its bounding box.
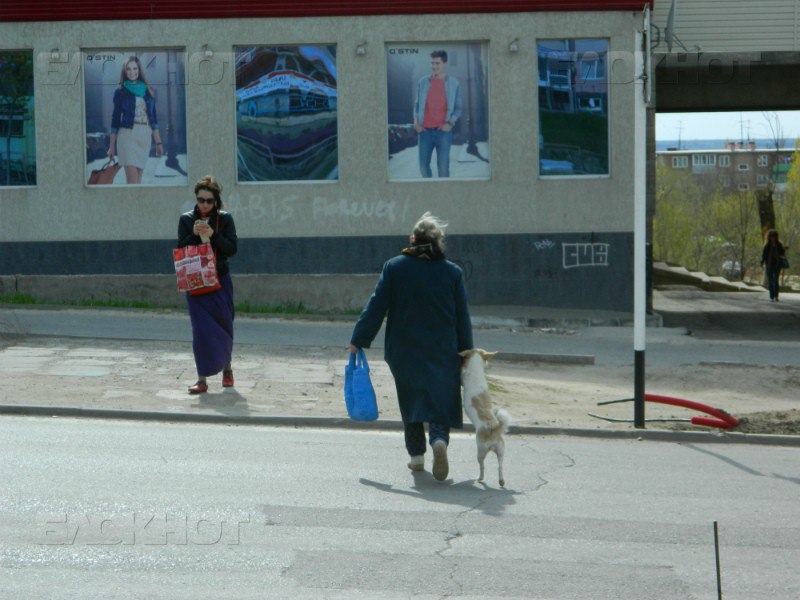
[0,50,36,187]
[537,39,609,176]
[234,45,338,182]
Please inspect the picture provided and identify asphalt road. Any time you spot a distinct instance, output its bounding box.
[2,417,799,599]
[3,298,800,368]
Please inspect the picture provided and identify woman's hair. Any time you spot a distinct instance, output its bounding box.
[411,211,447,253]
[118,56,154,94]
[767,229,780,243]
[194,175,224,210]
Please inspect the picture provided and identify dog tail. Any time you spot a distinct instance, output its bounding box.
[494,408,511,433]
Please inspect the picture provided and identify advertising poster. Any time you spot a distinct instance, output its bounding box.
[0,50,36,186]
[387,42,489,181]
[83,49,188,186]
[234,45,338,182]
[537,39,609,176]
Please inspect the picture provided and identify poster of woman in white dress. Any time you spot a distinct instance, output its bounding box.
[83,49,188,186]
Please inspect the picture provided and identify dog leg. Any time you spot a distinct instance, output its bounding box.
[496,440,505,488]
[477,444,489,482]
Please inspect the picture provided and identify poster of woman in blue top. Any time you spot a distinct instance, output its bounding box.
[83,50,188,186]
[387,42,489,181]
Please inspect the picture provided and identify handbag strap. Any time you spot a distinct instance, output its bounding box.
[356,348,369,371]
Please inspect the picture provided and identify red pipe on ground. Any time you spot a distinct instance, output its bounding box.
[645,393,740,429]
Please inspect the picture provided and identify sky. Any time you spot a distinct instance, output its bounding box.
[655,110,800,142]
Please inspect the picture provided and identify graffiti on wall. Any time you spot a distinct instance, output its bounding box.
[562,242,609,269]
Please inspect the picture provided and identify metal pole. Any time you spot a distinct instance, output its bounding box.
[714,521,723,599]
[633,9,649,428]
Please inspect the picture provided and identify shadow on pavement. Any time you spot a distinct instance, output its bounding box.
[191,389,252,417]
[359,474,520,516]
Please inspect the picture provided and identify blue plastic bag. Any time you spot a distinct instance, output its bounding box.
[344,348,379,421]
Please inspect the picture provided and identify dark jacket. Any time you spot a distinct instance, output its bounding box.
[351,253,473,427]
[761,241,786,272]
[111,86,159,132]
[177,209,237,276]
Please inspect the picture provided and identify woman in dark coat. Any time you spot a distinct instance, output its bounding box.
[349,212,473,481]
[177,175,238,393]
[760,229,786,302]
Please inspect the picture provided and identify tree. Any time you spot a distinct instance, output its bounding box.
[0,50,34,186]
[778,141,800,280]
[708,188,760,281]
[654,164,715,271]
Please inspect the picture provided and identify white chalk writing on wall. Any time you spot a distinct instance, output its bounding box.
[224,194,409,225]
[226,193,297,223]
[312,198,408,223]
[534,239,555,251]
[562,243,610,269]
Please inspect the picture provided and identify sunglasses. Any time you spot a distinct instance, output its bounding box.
[196,197,216,205]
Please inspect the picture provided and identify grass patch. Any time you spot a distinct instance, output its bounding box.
[1,293,357,316]
[0,293,37,305]
[236,301,312,315]
[75,299,162,309]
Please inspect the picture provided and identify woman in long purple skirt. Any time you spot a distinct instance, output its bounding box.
[177,175,238,393]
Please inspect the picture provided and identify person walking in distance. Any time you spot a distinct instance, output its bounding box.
[761,229,787,302]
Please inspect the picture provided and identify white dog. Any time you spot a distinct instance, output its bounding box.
[459,349,511,487]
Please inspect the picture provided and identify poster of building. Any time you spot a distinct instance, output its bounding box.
[0,50,36,187]
[387,42,489,181]
[537,39,609,176]
[234,45,338,182]
[83,49,188,186]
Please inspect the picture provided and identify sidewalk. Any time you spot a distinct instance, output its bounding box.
[2,291,800,444]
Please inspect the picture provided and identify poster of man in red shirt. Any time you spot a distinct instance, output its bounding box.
[387,42,489,181]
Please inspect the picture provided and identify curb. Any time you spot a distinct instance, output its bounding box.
[2,404,799,447]
[3,303,656,330]
[498,352,595,365]
[471,314,664,329]
[1,332,595,366]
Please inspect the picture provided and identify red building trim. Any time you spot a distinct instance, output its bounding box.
[2,1,652,23]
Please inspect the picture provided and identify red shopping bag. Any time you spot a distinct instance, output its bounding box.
[173,242,221,295]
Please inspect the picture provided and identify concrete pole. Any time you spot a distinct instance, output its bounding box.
[633,9,649,428]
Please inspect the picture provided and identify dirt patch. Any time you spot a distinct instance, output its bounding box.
[728,410,800,435]
[484,360,800,435]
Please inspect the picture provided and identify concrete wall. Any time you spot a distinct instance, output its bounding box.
[0,11,642,309]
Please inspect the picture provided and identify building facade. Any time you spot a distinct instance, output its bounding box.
[0,1,651,311]
[657,142,793,199]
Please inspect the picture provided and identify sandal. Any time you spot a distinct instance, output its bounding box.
[222,369,234,387]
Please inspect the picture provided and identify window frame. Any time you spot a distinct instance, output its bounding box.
[672,156,688,168]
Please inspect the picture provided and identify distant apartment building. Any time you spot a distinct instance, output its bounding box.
[657,141,793,200]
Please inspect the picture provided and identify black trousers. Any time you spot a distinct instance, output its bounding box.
[404,422,450,456]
